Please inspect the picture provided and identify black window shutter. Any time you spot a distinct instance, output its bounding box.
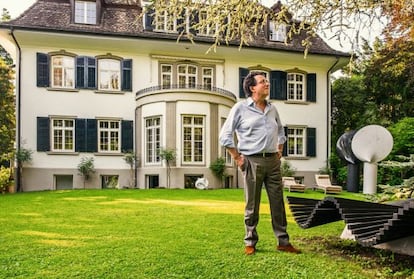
[37,117,50,151]
[87,57,97,89]
[283,126,288,156]
[306,127,316,157]
[270,70,287,100]
[239,68,249,97]
[177,10,185,33]
[75,118,87,152]
[121,120,134,152]
[306,73,317,102]
[144,9,155,31]
[121,59,132,91]
[76,57,86,88]
[36,53,49,87]
[86,119,98,153]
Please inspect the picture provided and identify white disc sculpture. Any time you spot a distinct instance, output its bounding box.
[351,125,393,194]
[195,177,209,190]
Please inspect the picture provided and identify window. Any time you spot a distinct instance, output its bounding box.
[51,56,75,88]
[52,118,75,152]
[287,127,305,156]
[161,64,172,89]
[178,64,197,88]
[145,117,161,164]
[155,11,177,32]
[55,175,73,190]
[269,22,286,42]
[287,73,305,101]
[182,116,204,163]
[202,67,213,90]
[98,59,121,91]
[101,175,119,189]
[146,175,159,188]
[75,1,97,25]
[220,118,232,165]
[98,120,120,152]
[198,10,217,36]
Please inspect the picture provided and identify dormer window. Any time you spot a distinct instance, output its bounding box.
[155,11,178,33]
[75,0,97,25]
[269,21,286,42]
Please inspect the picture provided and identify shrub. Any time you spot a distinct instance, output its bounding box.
[0,166,11,193]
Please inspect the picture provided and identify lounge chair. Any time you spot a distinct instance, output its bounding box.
[314,174,342,194]
[282,177,306,192]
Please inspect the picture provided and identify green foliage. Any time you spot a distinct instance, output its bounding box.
[77,157,95,186]
[123,151,137,168]
[15,148,32,165]
[159,148,176,188]
[209,157,226,179]
[0,59,15,160]
[280,160,296,177]
[388,117,414,156]
[0,166,11,192]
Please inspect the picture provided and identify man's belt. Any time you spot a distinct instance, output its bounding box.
[249,152,276,157]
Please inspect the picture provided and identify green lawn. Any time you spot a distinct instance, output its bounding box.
[0,189,412,279]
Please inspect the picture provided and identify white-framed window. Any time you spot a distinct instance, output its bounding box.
[98,59,121,91]
[145,116,161,164]
[155,11,177,32]
[202,67,213,90]
[198,10,218,36]
[178,64,197,88]
[51,118,75,152]
[51,56,75,88]
[182,115,204,163]
[287,73,305,101]
[161,64,172,89]
[220,118,232,165]
[269,21,286,42]
[98,120,120,153]
[287,127,305,156]
[74,1,97,25]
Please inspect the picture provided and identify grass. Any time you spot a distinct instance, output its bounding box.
[0,189,413,279]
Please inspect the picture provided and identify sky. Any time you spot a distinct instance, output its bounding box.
[1,0,384,52]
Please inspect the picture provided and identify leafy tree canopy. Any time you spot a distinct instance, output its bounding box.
[148,0,413,53]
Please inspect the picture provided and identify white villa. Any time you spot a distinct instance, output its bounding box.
[0,0,349,191]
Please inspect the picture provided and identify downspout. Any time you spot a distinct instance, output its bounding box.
[10,28,22,192]
[326,56,340,170]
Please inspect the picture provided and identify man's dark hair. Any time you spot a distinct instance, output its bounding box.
[243,71,267,97]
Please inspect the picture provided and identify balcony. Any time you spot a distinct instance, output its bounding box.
[136,84,237,102]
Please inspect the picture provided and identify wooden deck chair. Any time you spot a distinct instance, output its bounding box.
[314,174,342,194]
[282,177,306,192]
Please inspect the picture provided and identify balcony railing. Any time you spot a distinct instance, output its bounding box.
[136,84,237,101]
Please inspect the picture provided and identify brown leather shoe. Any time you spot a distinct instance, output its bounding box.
[277,244,301,254]
[245,246,256,255]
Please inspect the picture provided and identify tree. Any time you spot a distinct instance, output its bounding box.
[0,58,15,165]
[159,148,176,188]
[1,8,13,66]
[388,118,414,157]
[209,157,226,187]
[148,0,410,54]
[77,157,95,188]
[124,151,137,188]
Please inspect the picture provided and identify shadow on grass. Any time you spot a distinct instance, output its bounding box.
[301,236,414,278]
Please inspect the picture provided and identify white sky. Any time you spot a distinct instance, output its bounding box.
[1,0,384,52]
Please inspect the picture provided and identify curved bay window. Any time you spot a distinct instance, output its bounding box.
[178,64,197,88]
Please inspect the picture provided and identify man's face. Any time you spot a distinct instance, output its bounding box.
[252,75,270,98]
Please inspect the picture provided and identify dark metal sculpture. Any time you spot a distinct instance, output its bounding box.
[336,130,360,192]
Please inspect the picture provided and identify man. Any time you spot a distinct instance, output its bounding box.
[219,71,300,255]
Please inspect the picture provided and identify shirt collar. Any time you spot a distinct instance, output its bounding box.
[247,97,271,107]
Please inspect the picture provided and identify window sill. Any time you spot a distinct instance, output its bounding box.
[46,88,79,92]
[284,100,310,105]
[46,151,79,155]
[94,90,126,95]
[284,156,310,160]
[94,152,124,156]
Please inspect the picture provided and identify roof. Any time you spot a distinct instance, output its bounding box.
[0,0,350,57]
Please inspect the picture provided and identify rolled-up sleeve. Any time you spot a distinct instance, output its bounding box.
[219,106,238,148]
